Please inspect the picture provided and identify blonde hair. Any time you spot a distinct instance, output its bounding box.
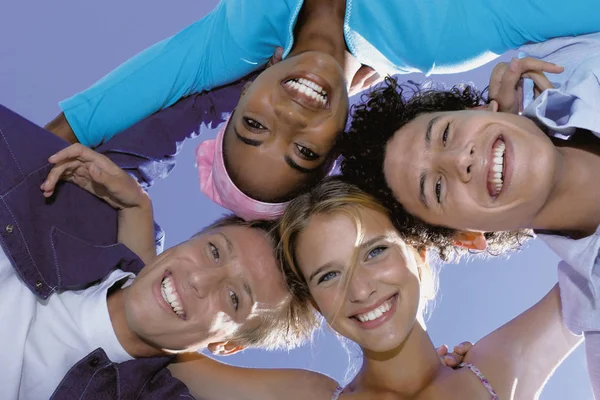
[277,178,437,331]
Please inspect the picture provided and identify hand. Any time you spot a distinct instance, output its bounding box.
[488,57,563,114]
[41,143,148,210]
[349,65,383,96]
[436,341,474,367]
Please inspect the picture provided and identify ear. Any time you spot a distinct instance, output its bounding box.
[453,231,487,251]
[417,247,428,263]
[470,100,499,112]
[207,341,245,356]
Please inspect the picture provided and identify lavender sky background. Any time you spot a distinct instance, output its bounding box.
[0,1,591,398]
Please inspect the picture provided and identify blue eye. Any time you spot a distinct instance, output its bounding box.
[442,123,450,146]
[366,246,388,261]
[229,289,239,311]
[209,242,220,262]
[318,271,339,284]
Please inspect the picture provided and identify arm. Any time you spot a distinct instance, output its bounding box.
[166,343,470,400]
[167,352,338,400]
[94,79,244,189]
[464,284,582,399]
[57,0,281,148]
[45,113,79,144]
[42,144,156,263]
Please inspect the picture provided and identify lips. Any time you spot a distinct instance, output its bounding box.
[282,74,330,110]
[350,293,398,329]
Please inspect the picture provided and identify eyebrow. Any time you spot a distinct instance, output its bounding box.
[216,232,234,255]
[242,281,255,305]
[419,171,429,209]
[308,235,388,284]
[425,115,440,148]
[234,126,263,147]
[284,155,318,174]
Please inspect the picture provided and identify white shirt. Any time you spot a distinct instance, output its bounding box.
[0,244,135,399]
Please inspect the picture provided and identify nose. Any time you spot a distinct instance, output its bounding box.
[439,142,475,183]
[187,268,224,300]
[347,267,377,304]
[273,102,308,132]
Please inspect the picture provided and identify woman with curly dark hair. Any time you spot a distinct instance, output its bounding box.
[340,33,600,396]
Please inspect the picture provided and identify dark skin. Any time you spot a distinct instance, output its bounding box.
[45,113,78,144]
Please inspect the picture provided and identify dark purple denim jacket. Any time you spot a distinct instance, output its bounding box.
[0,81,241,399]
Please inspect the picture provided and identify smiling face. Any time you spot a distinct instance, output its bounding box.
[123,225,289,352]
[294,207,422,353]
[384,110,561,233]
[224,51,349,202]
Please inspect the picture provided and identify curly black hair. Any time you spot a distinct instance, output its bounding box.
[340,77,532,260]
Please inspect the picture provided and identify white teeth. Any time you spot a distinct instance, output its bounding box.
[161,276,185,318]
[284,78,328,106]
[488,140,506,195]
[355,296,394,323]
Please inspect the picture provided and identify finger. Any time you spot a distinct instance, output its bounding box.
[513,57,564,75]
[444,354,460,367]
[488,62,509,100]
[523,70,554,93]
[49,144,114,173]
[454,341,474,355]
[48,143,86,164]
[493,59,526,112]
[436,344,449,358]
[41,160,81,196]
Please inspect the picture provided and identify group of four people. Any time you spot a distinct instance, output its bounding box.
[4,0,600,398]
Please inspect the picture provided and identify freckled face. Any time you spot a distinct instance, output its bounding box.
[224,51,349,202]
[384,110,560,232]
[125,225,289,352]
[294,208,422,352]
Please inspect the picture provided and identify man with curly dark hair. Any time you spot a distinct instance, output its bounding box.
[340,33,600,396]
[340,76,533,260]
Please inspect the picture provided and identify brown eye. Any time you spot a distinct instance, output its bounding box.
[295,144,319,161]
[435,178,442,203]
[243,117,266,130]
[442,123,450,146]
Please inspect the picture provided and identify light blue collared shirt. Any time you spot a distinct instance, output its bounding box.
[520,33,600,334]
